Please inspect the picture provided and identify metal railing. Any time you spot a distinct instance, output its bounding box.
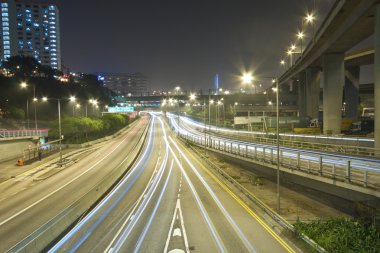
[209,130,376,158]
[181,133,380,194]
[0,129,48,139]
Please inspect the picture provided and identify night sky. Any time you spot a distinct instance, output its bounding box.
[59,1,338,92]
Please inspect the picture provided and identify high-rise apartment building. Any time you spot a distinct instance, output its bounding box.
[98,72,149,96]
[0,0,61,70]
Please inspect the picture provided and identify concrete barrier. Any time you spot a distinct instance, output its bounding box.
[0,140,36,163]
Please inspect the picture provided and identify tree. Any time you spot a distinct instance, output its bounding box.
[2,55,40,77]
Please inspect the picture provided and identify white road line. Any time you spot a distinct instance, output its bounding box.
[158,118,226,253]
[104,156,163,252]
[163,198,190,253]
[0,121,144,227]
[169,136,257,253]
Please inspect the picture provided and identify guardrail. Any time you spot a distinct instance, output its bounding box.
[0,129,48,139]
[20,140,65,165]
[188,142,327,253]
[180,133,380,196]
[208,130,376,158]
[6,119,150,253]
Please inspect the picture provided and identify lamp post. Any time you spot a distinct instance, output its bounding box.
[204,97,207,150]
[175,86,181,136]
[297,31,305,57]
[58,98,62,164]
[240,73,281,213]
[75,103,81,116]
[43,96,75,165]
[241,72,254,94]
[209,99,214,132]
[305,12,316,44]
[216,100,221,129]
[273,78,280,214]
[233,102,238,128]
[70,96,76,116]
[20,82,30,129]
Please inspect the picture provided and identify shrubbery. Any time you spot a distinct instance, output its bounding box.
[294,218,380,253]
[49,114,129,143]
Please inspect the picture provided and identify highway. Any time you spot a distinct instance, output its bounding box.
[0,117,150,252]
[47,115,296,253]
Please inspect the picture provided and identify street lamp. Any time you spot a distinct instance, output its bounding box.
[297,31,305,56]
[86,99,98,117]
[216,100,223,128]
[273,78,280,214]
[75,103,81,116]
[69,96,76,116]
[209,99,214,131]
[240,74,281,213]
[189,93,196,101]
[20,82,30,129]
[241,72,254,84]
[44,97,63,165]
[175,86,181,136]
[305,12,316,43]
[241,72,255,93]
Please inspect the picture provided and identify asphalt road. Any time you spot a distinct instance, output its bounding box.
[48,115,296,253]
[0,117,150,252]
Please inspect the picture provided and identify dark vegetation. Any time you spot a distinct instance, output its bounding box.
[294,218,380,253]
[0,56,115,120]
[49,114,131,143]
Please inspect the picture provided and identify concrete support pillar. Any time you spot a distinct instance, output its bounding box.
[323,53,345,134]
[375,4,380,155]
[306,67,321,119]
[344,66,360,119]
[297,73,307,117]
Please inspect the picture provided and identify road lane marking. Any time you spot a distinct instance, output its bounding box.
[174,136,296,253]
[132,160,174,253]
[102,155,162,252]
[49,119,156,252]
[169,136,257,253]
[109,138,170,251]
[159,117,228,252]
[105,140,170,252]
[0,119,148,227]
[164,198,190,253]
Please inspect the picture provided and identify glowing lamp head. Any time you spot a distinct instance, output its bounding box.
[241,72,254,84]
[305,13,315,23]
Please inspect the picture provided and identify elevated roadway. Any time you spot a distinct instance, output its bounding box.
[278,0,380,153]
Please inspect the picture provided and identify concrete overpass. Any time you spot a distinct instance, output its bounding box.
[278,0,380,153]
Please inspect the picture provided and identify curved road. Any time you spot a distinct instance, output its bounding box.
[0,117,150,252]
[48,115,296,253]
